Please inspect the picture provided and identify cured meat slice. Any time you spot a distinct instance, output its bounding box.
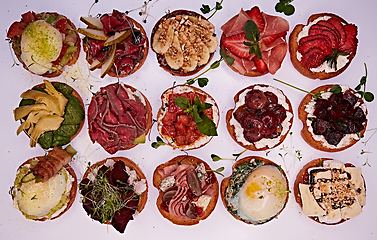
[220,9,251,37]
[316,20,340,39]
[261,12,289,37]
[298,37,332,56]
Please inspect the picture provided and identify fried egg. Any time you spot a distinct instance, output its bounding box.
[236,165,288,223]
[20,20,63,75]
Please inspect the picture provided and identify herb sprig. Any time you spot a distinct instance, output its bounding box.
[275,0,295,16]
[174,96,217,136]
[244,20,262,59]
[273,78,341,99]
[151,136,167,149]
[200,0,223,19]
[185,49,234,87]
[207,167,225,177]
[211,149,247,162]
[355,63,374,102]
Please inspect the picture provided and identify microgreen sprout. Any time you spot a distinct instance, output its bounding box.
[151,136,168,149]
[200,0,223,19]
[275,0,295,16]
[360,149,372,167]
[355,63,374,102]
[211,149,247,162]
[185,49,234,87]
[206,167,225,177]
[273,78,341,99]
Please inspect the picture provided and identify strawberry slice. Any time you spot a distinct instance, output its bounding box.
[253,56,267,73]
[262,32,287,45]
[221,32,253,58]
[247,6,265,33]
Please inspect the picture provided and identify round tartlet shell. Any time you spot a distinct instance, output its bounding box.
[11,12,81,78]
[12,155,78,221]
[89,83,153,151]
[82,15,149,78]
[220,156,289,225]
[226,84,294,151]
[21,81,85,147]
[157,84,219,150]
[150,9,216,76]
[289,13,357,80]
[152,155,219,226]
[293,158,362,225]
[81,156,148,224]
[298,84,367,152]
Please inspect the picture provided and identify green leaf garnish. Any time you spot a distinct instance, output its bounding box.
[275,0,295,16]
[211,150,246,162]
[151,136,168,149]
[323,48,349,71]
[207,167,225,177]
[356,63,374,102]
[329,85,342,94]
[198,78,209,87]
[243,20,262,59]
[200,0,223,19]
[173,96,217,136]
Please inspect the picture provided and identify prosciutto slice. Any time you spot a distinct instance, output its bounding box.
[88,84,148,154]
[221,8,289,75]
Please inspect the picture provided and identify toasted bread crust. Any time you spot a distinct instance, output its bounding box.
[226,84,293,151]
[151,10,215,76]
[82,157,148,221]
[11,12,81,78]
[82,16,148,78]
[153,155,219,225]
[12,156,77,221]
[293,158,358,225]
[298,84,367,152]
[157,85,219,150]
[220,156,289,224]
[289,13,357,80]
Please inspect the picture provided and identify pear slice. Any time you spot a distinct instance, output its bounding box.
[134,133,146,144]
[104,30,131,47]
[77,28,109,41]
[89,59,104,70]
[100,45,116,78]
[80,16,103,30]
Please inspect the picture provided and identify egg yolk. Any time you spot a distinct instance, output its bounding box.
[245,182,260,198]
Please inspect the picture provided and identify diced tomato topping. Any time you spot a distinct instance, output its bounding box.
[161,125,176,137]
[21,11,36,25]
[55,17,67,34]
[174,121,186,135]
[162,111,176,125]
[177,115,191,126]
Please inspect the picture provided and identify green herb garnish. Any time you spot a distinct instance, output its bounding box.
[206,167,225,177]
[211,149,247,162]
[185,49,234,87]
[355,63,374,102]
[151,136,168,149]
[275,0,295,16]
[200,0,223,19]
[243,20,262,59]
[273,78,341,99]
[174,96,217,136]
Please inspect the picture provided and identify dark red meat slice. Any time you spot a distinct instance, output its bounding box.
[316,20,341,40]
[87,38,105,59]
[21,11,37,24]
[54,17,67,34]
[109,161,129,186]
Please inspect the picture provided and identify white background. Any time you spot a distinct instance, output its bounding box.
[1,0,376,239]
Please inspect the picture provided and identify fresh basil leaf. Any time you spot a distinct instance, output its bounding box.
[330,85,342,94]
[196,114,217,136]
[244,20,260,42]
[173,96,191,109]
[198,78,209,87]
[243,41,253,47]
[192,108,203,123]
[194,96,212,113]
